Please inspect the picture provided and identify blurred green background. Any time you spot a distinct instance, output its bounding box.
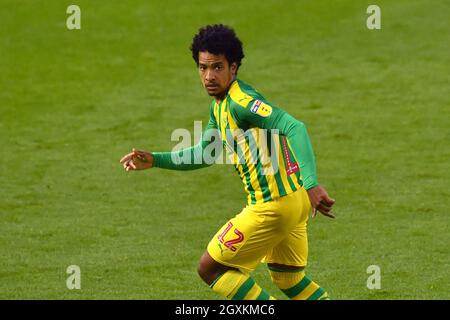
[0,0,448,299]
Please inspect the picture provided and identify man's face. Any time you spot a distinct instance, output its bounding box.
[198,52,237,100]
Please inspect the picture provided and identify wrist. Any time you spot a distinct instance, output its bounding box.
[151,152,161,168]
[304,177,319,190]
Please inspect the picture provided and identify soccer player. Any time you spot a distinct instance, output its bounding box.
[120,24,335,300]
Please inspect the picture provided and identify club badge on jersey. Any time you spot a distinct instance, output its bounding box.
[250,100,272,117]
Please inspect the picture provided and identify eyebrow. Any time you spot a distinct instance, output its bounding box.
[199,61,224,67]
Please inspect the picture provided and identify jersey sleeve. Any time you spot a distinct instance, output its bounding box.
[231,99,319,190]
[152,105,220,170]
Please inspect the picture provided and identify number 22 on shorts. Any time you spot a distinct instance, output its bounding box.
[217,222,244,252]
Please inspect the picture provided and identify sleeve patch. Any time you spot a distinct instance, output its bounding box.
[250,100,272,117]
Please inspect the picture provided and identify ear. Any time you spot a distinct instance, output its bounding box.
[230,62,238,76]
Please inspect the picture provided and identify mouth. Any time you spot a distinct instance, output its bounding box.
[206,84,219,90]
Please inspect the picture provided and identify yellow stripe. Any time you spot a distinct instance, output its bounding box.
[219,98,228,139]
[227,112,257,204]
[285,138,299,163]
[226,112,243,170]
[212,270,248,299]
[277,140,293,194]
[213,102,219,121]
[228,81,253,108]
[290,173,302,189]
[232,155,251,203]
[254,128,279,199]
[293,281,320,300]
[244,138,263,203]
[227,80,265,203]
[230,277,248,298]
[245,285,262,300]
[318,292,330,300]
[221,98,242,170]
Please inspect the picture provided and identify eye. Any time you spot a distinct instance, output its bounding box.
[215,65,223,71]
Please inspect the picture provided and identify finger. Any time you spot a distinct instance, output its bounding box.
[317,203,332,213]
[311,207,317,218]
[120,153,133,163]
[321,211,336,219]
[123,160,130,169]
[120,152,134,164]
[321,196,335,207]
[123,160,135,171]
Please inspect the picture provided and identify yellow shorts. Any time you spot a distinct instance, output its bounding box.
[207,188,311,273]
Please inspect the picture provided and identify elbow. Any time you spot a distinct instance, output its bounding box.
[290,119,307,134]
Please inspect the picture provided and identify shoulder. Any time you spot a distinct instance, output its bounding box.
[228,79,265,109]
[228,79,275,119]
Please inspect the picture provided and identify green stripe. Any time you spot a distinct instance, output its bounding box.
[295,171,304,187]
[225,120,256,204]
[237,150,256,204]
[267,265,304,273]
[274,171,286,196]
[281,276,312,298]
[245,132,272,202]
[256,290,270,300]
[255,158,272,202]
[307,287,326,300]
[258,130,276,202]
[271,134,287,196]
[231,277,256,300]
[286,170,297,192]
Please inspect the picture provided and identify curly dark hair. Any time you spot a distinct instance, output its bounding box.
[190,24,244,71]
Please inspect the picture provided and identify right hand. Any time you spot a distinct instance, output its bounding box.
[306,185,336,219]
[120,148,154,171]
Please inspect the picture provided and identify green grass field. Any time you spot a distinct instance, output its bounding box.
[0,0,449,299]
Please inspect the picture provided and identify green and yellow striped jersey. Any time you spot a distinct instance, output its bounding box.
[153,78,318,205]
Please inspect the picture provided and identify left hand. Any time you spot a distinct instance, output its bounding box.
[306,185,336,219]
[119,148,154,171]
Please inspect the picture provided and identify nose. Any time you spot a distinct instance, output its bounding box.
[205,69,215,82]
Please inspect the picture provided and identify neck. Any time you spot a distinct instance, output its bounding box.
[214,77,236,104]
